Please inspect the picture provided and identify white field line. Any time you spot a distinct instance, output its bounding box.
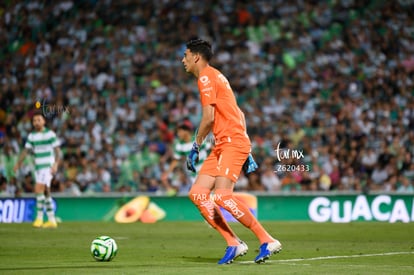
[270,263,414,268]
[112,236,129,240]
[238,251,414,264]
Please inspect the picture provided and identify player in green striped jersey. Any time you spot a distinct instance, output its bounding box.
[14,112,61,228]
[161,120,211,194]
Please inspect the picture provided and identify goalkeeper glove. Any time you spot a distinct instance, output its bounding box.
[243,153,258,174]
[186,142,200,173]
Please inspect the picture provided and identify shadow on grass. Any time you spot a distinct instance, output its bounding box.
[181,256,219,263]
[0,263,143,272]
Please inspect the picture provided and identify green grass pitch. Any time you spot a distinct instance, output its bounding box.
[1,221,413,274]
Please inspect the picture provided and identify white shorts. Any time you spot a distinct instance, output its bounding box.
[34,168,53,187]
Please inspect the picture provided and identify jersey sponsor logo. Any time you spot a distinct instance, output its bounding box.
[199,75,210,86]
[223,199,245,219]
[201,87,212,97]
[200,200,215,220]
[201,87,212,92]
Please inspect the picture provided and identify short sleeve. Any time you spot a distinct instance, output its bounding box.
[25,134,33,150]
[198,73,217,106]
[50,131,60,148]
[173,141,182,160]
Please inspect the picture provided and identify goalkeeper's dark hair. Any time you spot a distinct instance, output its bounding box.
[186,38,213,61]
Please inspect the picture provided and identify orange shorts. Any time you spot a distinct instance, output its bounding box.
[199,143,250,182]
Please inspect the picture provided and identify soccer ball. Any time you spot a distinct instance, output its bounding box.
[90,236,118,261]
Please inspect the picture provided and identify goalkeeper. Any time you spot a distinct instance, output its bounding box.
[182,38,282,264]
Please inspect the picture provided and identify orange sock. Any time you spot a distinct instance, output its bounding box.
[189,185,240,246]
[214,189,274,244]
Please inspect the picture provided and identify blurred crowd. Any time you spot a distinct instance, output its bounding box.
[0,0,414,196]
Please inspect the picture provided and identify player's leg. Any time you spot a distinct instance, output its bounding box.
[43,186,57,228]
[214,178,281,263]
[189,175,248,264]
[36,169,57,228]
[33,180,46,228]
[189,174,241,246]
[212,146,281,263]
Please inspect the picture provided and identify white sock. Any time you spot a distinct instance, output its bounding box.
[36,194,45,220]
[45,196,56,223]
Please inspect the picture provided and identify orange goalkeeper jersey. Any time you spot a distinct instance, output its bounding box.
[198,65,250,146]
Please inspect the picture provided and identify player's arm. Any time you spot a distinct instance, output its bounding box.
[161,158,178,181]
[13,148,29,173]
[196,104,214,145]
[51,146,61,174]
[239,107,247,131]
[167,159,178,174]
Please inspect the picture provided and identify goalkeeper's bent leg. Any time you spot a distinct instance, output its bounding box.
[214,188,275,244]
[189,184,240,246]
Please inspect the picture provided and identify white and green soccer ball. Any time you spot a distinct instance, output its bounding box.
[90,236,118,261]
